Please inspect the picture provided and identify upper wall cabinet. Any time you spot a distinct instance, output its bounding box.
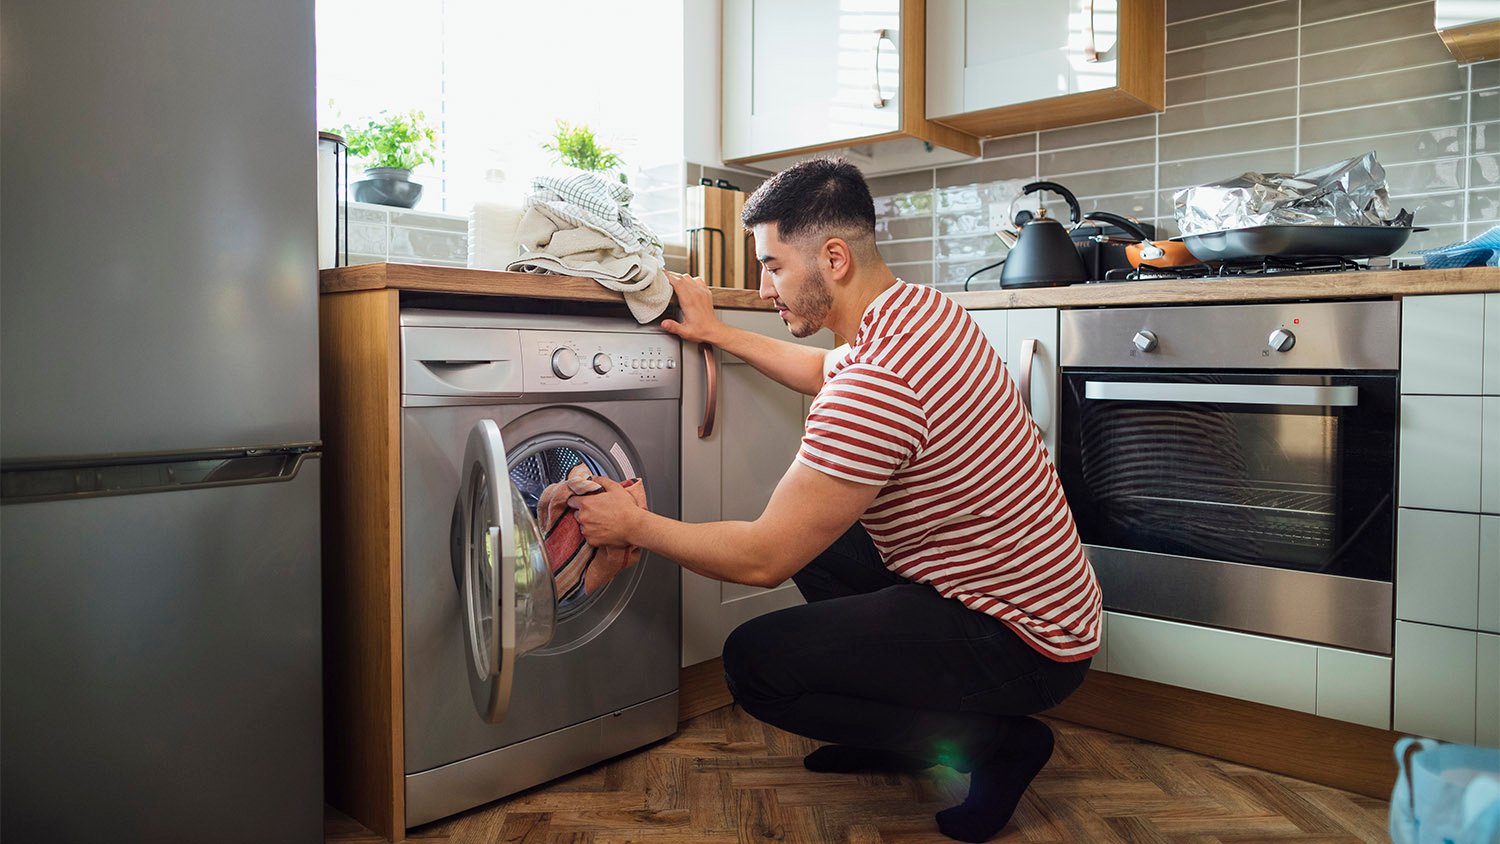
[926,0,1164,137]
[1435,0,1500,64]
[722,0,981,166]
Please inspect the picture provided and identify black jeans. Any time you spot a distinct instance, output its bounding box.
[721,524,1091,770]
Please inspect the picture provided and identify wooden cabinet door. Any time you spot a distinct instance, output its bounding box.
[680,311,833,666]
[723,0,902,163]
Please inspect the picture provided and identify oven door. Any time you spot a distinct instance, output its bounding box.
[1058,370,1397,653]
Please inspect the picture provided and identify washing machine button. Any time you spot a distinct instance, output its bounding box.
[592,353,613,374]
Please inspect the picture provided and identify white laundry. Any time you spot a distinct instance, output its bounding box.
[508,203,671,324]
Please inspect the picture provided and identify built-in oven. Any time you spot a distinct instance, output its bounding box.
[1058,301,1400,654]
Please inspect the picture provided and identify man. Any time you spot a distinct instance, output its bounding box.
[571,157,1100,843]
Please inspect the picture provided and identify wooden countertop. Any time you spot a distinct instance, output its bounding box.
[321,262,1498,311]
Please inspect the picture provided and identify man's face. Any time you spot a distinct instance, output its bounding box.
[752,223,834,339]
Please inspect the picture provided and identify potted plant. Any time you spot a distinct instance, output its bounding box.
[542,120,626,182]
[339,109,438,208]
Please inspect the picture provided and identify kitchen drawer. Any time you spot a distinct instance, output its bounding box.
[1396,508,1481,629]
[1394,621,1477,744]
[1316,648,1391,730]
[1105,612,1317,713]
[1399,395,1485,513]
[1401,294,1486,396]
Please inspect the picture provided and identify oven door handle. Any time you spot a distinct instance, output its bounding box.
[1083,381,1359,407]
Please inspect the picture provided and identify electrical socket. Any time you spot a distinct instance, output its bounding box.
[988,202,1009,232]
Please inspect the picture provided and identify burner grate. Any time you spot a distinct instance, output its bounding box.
[1104,254,1372,282]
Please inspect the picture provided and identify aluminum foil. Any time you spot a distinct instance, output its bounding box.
[1173,152,1413,235]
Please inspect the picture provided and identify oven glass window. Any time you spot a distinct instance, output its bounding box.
[1059,372,1397,581]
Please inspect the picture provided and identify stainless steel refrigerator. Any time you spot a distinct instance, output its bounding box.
[1,1,324,841]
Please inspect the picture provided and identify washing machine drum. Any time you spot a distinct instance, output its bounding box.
[456,419,555,723]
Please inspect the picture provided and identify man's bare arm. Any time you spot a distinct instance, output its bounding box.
[660,271,829,396]
[571,461,881,587]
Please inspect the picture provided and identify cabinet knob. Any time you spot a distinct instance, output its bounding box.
[551,347,580,379]
[1269,328,1296,353]
[1132,330,1158,353]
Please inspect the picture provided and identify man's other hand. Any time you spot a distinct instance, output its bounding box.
[659,271,725,345]
[570,476,644,550]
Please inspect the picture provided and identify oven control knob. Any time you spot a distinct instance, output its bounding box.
[1132,330,1159,353]
[1268,328,1296,352]
[592,353,613,374]
[551,347,580,379]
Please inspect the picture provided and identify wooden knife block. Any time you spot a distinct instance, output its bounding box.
[686,185,757,290]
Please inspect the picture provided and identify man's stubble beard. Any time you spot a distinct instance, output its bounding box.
[785,265,834,339]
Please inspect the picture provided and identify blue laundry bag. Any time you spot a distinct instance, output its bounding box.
[1390,737,1500,844]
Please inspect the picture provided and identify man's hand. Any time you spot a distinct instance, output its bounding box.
[569,476,645,549]
[659,271,725,345]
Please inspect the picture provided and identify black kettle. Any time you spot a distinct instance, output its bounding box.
[998,181,1090,289]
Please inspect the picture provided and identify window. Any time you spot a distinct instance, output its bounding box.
[316,0,685,241]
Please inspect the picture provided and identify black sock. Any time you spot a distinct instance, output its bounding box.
[935,717,1054,843]
[803,744,932,773]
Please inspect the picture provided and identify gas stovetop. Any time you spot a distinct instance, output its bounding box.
[1100,255,1411,282]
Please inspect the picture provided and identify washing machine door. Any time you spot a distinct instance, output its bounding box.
[457,418,555,723]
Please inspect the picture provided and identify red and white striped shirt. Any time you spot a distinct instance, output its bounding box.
[797,281,1101,661]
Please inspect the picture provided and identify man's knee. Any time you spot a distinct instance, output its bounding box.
[721,614,791,715]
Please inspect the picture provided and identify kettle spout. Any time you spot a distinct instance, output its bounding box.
[995,229,1018,248]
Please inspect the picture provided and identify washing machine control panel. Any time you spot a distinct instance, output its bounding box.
[521,330,680,392]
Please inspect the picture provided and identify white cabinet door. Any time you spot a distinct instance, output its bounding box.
[1481,515,1500,634]
[1005,308,1060,460]
[1105,612,1319,713]
[723,0,902,163]
[1401,294,1487,396]
[1396,508,1481,629]
[1316,648,1392,730]
[1479,632,1499,747]
[680,311,833,667]
[945,0,1119,119]
[1394,620,1478,743]
[1485,292,1500,396]
[970,309,1007,363]
[1399,395,1484,512]
[1484,397,1500,515]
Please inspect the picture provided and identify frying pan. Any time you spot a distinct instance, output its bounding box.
[1180,225,1426,262]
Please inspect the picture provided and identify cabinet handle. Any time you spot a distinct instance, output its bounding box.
[1083,0,1100,62]
[698,343,719,439]
[872,28,894,109]
[1018,337,1037,416]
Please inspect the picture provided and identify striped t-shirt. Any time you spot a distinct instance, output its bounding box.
[797,281,1101,661]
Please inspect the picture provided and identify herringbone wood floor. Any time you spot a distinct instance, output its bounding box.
[325,705,1392,844]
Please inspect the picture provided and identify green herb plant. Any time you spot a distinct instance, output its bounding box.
[542,121,625,175]
[339,109,438,172]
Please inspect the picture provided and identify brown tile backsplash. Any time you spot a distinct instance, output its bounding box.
[1165,30,1298,79]
[1165,58,1298,106]
[1300,34,1456,86]
[863,0,1492,288]
[1166,0,1298,51]
[1301,3,1440,54]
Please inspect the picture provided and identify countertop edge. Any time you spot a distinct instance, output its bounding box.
[320,263,1499,311]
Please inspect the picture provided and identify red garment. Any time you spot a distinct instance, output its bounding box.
[536,467,646,603]
[798,281,1100,661]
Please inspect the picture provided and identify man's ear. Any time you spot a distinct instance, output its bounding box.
[822,237,855,282]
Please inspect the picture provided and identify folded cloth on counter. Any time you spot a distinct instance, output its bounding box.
[1414,224,1500,268]
[536,467,647,604]
[508,204,672,323]
[527,170,662,253]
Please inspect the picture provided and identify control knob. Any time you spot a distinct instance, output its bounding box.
[1268,328,1296,352]
[1132,330,1159,353]
[550,347,580,379]
[592,353,613,374]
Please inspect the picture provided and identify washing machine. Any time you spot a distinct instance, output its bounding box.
[398,308,681,827]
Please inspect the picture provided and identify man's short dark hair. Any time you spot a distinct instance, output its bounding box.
[741,156,876,245]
